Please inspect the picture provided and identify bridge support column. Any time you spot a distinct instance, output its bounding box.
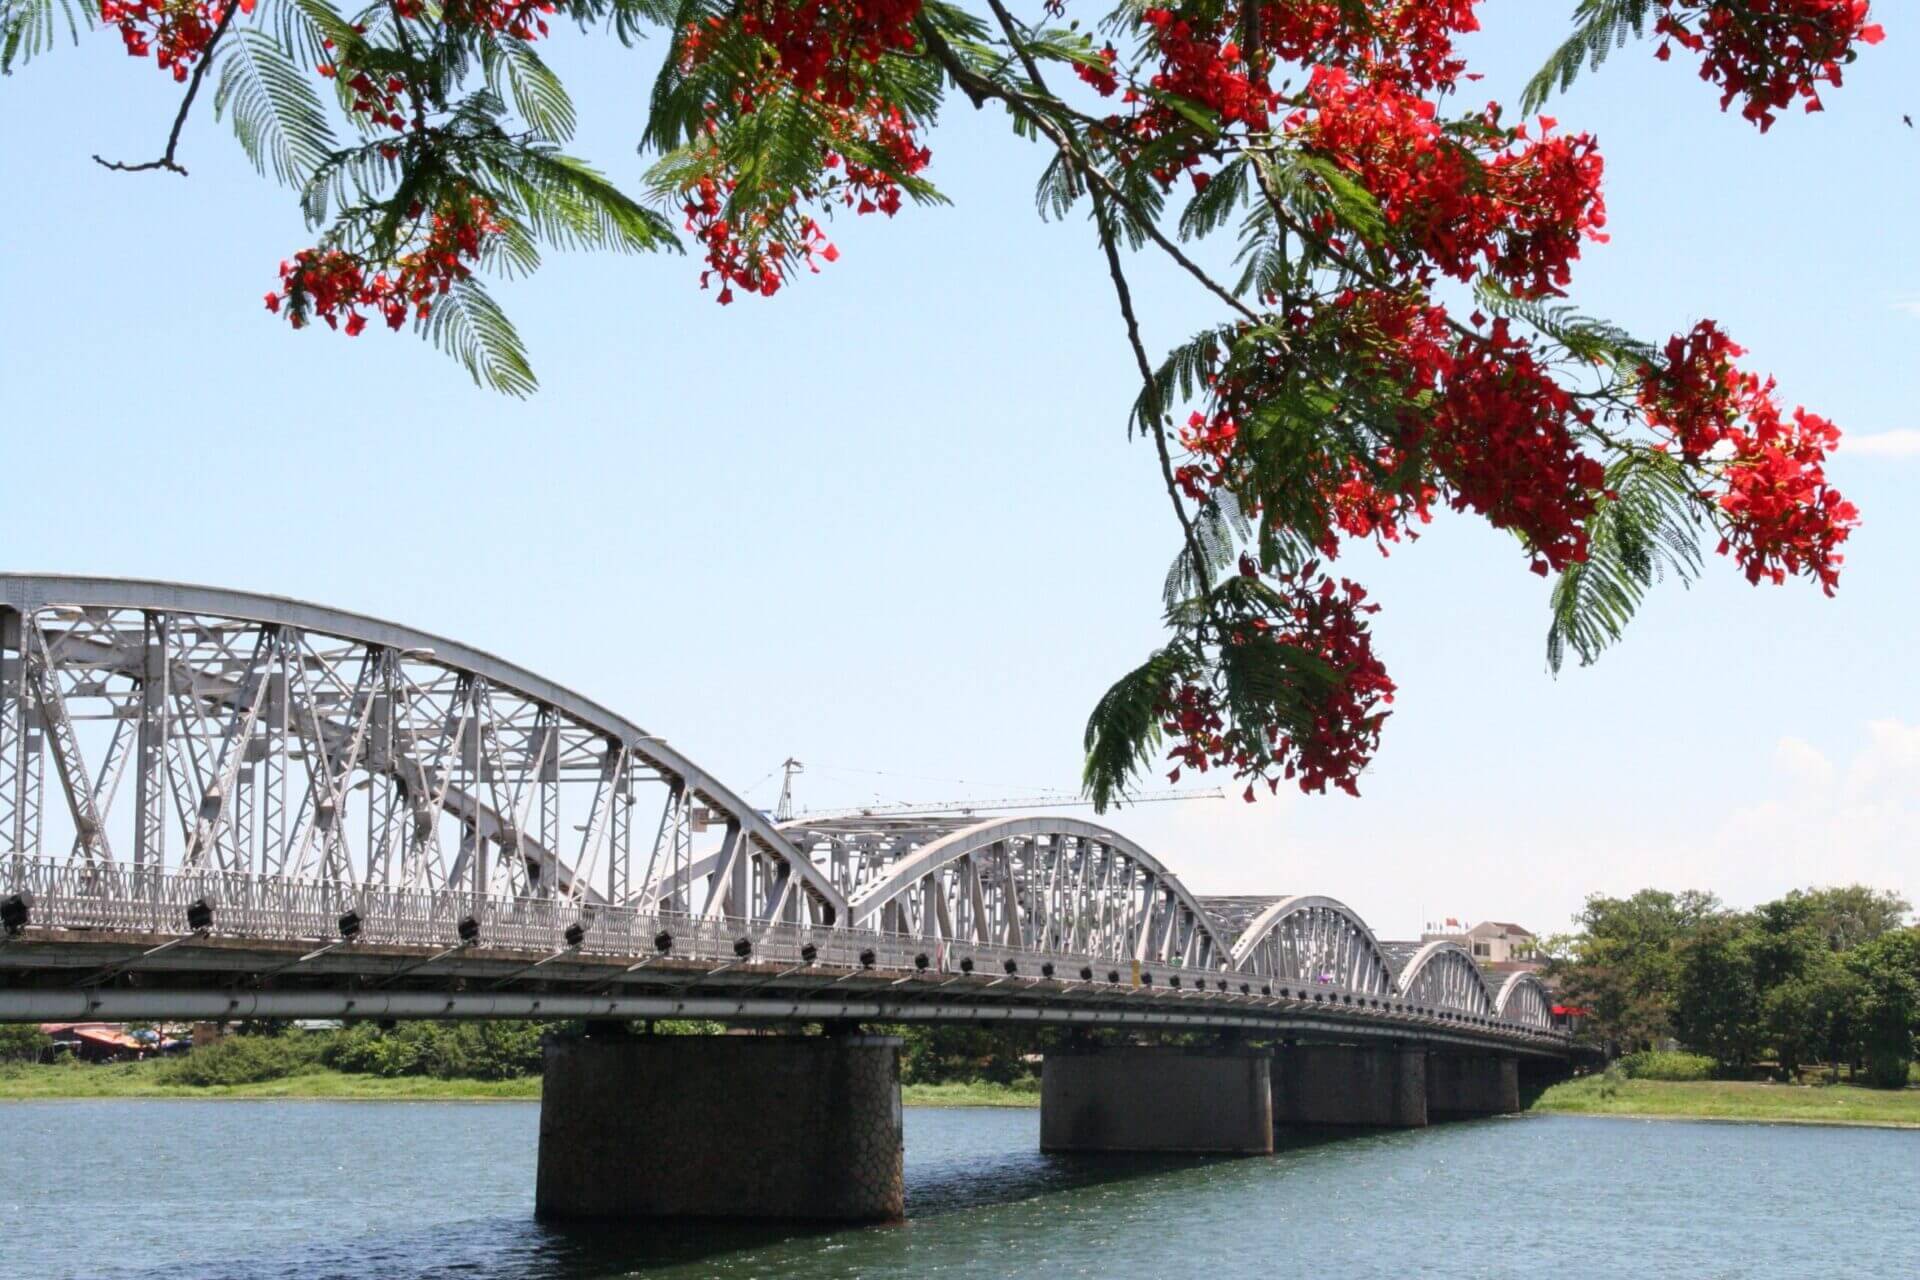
[1425,1053,1521,1119]
[536,1032,904,1222]
[1272,1043,1427,1128]
[1041,1045,1273,1154]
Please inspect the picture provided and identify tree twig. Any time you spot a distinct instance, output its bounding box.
[91,0,242,177]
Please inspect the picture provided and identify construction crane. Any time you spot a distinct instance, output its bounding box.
[774,758,803,823]
[792,785,1226,822]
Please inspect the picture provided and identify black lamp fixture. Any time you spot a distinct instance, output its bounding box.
[654,930,674,953]
[1240,983,1251,995]
[1003,958,1019,975]
[858,948,876,969]
[563,921,586,948]
[1168,974,1181,988]
[1080,966,1094,981]
[914,952,930,970]
[959,956,974,974]
[457,915,481,945]
[1107,969,1121,984]
[732,936,753,959]
[800,942,818,964]
[1040,962,1055,979]
[3,891,33,935]
[1262,985,1272,997]
[337,909,363,940]
[185,897,215,933]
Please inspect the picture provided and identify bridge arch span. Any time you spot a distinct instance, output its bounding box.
[1227,895,1396,996]
[833,816,1235,971]
[0,574,845,927]
[1493,970,1555,1030]
[1393,941,1497,1019]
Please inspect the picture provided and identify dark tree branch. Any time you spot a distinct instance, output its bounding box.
[91,0,242,177]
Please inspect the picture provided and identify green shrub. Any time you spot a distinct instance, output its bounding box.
[0,1025,51,1063]
[1618,1050,1717,1081]
[157,1032,326,1086]
[321,1022,545,1080]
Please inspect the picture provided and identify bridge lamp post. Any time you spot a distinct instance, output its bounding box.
[2,892,31,936]
[958,957,973,974]
[185,897,215,933]
[914,953,929,971]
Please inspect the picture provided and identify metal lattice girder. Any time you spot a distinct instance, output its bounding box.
[1392,940,1498,1017]
[1493,970,1556,1029]
[804,815,1236,971]
[1228,895,1397,994]
[0,575,846,928]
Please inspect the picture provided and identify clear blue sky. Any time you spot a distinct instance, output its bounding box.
[1,2,1914,940]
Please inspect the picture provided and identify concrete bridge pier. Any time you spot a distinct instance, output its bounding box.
[1271,1042,1429,1128]
[536,1031,905,1222]
[1425,1052,1521,1119]
[1040,1045,1274,1154]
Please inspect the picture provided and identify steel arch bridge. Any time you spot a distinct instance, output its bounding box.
[0,575,1568,1054]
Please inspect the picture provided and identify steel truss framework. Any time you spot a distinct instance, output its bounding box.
[1493,970,1556,1031]
[0,576,1567,1048]
[1392,941,1499,1019]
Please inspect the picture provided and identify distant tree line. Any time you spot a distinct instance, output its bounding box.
[1548,886,1918,1087]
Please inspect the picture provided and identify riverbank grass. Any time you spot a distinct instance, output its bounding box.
[1,1061,1046,1105]
[0,1061,540,1100]
[1532,1075,1920,1127]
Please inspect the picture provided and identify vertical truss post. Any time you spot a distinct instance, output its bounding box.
[134,612,170,880]
[0,607,24,876]
[607,750,632,905]
[537,718,558,898]
[261,629,292,877]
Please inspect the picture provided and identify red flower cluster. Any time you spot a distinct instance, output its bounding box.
[265,195,504,334]
[682,174,838,304]
[828,100,929,216]
[1260,0,1482,92]
[439,0,557,40]
[737,0,921,104]
[1139,9,1274,133]
[1294,70,1607,298]
[1652,0,1884,130]
[1161,571,1395,798]
[99,0,252,82]
[1427,319,1604,574]
[1639,321,1857,591]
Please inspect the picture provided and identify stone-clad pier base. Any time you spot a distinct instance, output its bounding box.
[1273,1043,1429,1128]
[1041,1045,1274,1154]
[536,1033,904,1222]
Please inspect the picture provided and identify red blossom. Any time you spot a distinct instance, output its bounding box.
[267,194,504,334]
[1159,570,1395,798]
[1651,0,1884,130]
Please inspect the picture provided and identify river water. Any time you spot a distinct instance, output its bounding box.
[3,1102,1916,1279]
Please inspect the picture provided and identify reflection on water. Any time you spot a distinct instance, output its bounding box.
[4,1100,1917,1279]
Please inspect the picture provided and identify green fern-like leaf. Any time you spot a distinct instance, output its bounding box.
[215,27,338,186]
[1547,448,1705,671]
[1522,0,1657,115]
[0,0,87,74]
[425,277,537,396]
[1083,644,1193,811]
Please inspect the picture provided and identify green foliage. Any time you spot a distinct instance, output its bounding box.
[0,0,89,74]
[157,1031,327,1086]
[1547,451,1704,672]
[1082,645,1191,811]
[1616,1050,1716,1082]
[0,1024,51,1063]
[1672,915,1763,1069]
[1845,928,1920,1089]
[1521,0,1658,115]
[1552,887,1723,1049]
[321,1021,547,1079]
[215,26,338,186]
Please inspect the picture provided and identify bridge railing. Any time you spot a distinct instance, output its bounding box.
[2,858,1567,1043]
